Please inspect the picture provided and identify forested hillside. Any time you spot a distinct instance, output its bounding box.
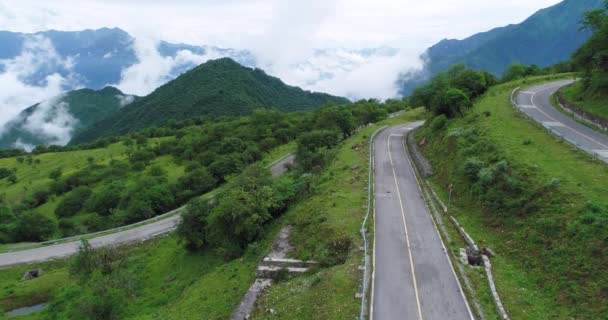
[71,58,350,144]
[401,0,603,93]
[0,87,132,149]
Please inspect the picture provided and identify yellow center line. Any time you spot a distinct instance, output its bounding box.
[387,133,424,320]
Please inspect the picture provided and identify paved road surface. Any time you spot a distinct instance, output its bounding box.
[270,154,295,177]
[0,155,295,268]
[371,124,473,320]
[515,80,608,163]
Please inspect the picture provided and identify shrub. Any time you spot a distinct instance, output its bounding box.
[176,198,213,251]
[430,115,448,132]
[56,187,93,217]
[12,211,57,242]
[49,167,63,181]
[87,181,126,216]
[464,157,485,181]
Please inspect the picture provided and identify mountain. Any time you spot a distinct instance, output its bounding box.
[71,58,350,144]
[401,0,604,94]
[0,87,133,149]
[0,27,256,90]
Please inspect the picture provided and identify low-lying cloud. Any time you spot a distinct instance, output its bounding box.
[20,94,79,148]
[0,35,74,135]
[112,37,229,96]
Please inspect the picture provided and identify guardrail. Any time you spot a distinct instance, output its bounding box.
[510,87,604,162]
[359,125,387,320]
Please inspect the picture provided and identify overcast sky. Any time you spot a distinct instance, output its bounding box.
[0,0,562,138]
[0,0,562,50]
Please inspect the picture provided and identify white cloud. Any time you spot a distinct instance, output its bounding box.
[20,94,79,147]
[116,94,135,107]
[0,35,74,135]
[112,37,221,96]
[0,0,565,101]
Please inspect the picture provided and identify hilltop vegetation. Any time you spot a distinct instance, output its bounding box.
[72,58,350,144]
[561,1,608,119]
[401,0,603,93]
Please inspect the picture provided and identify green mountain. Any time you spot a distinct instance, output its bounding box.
[71,58,350,144]
[0,87,133,149]
[402,0,604,93]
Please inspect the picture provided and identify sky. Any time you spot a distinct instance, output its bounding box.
[0,0,563,146]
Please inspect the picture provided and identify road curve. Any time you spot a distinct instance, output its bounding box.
[0,155,295,268]
[371,123,473,320]
[515,80,608,163]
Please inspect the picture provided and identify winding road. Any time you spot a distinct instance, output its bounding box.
[371,123,473,320]
[514,80,608,163]
[0,155,295,268]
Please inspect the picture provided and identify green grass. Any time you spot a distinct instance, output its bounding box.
[0,260,68,319]
[260,142,296,167]
[0,137,184,224]
[0,144,302,319]
[250,108,426,320]
[560,81,608,120]
[418,74,608,319]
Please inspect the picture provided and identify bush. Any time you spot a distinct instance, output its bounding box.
[176,198,213,251]
[430,115,448,132]
[12,211,57,242]
[87,181,125,215]
[56,186,93,218]
[464,157,484,181]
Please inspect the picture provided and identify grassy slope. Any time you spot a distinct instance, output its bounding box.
[420,75,608,319]
[560,81,608,119]
[251,109,426,320]
[0,137,184,234]
[0,145,295,320]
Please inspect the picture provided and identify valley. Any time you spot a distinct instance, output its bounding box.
[1,0,607,319]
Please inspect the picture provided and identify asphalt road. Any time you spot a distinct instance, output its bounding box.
[515,80,608,163]
[371,124,473,320]
[270,154,295,177]
[0,155,295,268]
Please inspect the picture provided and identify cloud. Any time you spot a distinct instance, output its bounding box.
[112,37,222,96]
[0,0,565,101]
[19,94,79,148]
[0,35,74,135]
[116,94,135,107]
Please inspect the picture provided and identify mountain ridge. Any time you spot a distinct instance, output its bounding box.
[70,57,350,144]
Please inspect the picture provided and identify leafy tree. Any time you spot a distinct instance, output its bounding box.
[572,1,608,94]
[178,167,217,195]
[12,211,57,242]
[49,167,63,181]
[176,198,213,251]
[445,88,472,117]
[87,181,125,215]
[56,186,93,218]
[502,63,527,82]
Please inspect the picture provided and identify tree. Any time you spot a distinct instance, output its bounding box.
[502,63,527,82]
[445,88,472,117]
[87,181,125,215]
[178,167,217,195]
[572,1,608,94]
[12,211,57,242]
[176,198,213,251]
[49,167,63,181]
[56,186,93,217]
